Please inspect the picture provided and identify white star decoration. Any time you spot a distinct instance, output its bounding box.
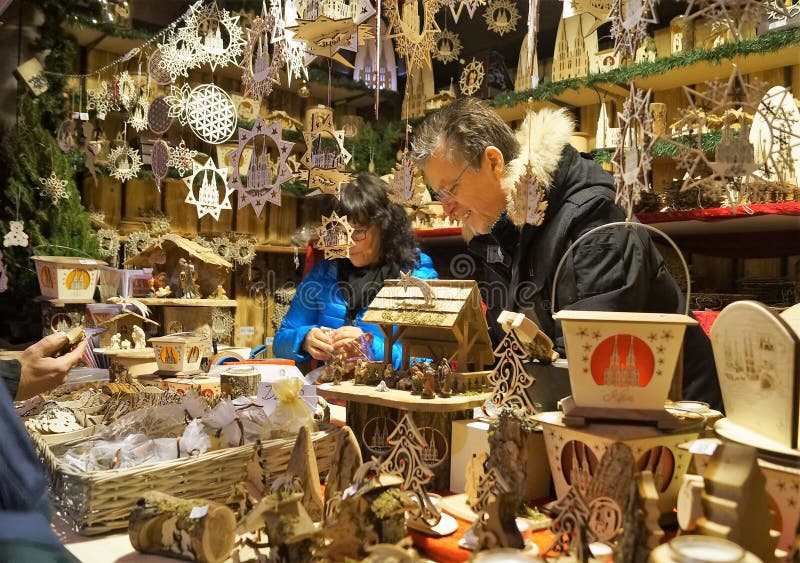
[448,0,487,23]
[613,86,656,219]
[384,0,441,70]
[183,157,233,221]
[39,172,70,202]
[230,116,296,217]
[3,221,29,247]
[315,211,355,260]
[433,29,463,64]
[484,0,521,36]
[108,144,143,182]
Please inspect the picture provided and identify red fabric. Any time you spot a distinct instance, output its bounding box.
[303,243,321,276]
[415,227,463,239]
[636,201,800,224]
[693,310,721,337]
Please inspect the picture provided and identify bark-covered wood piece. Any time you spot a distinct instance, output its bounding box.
[128,491,236,563]
[239,492,321,563]
[284,425,325,522]
[587,442,635,514]
[482,492,525,550]
[614,471,663,563]
[325,425,363,506]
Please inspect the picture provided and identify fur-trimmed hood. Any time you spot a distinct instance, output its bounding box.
[502,107,575,226]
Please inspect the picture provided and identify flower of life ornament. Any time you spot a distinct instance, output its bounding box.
[39,172,70,202]
[241,4,284,101]
[183,157,234,221]
[147,47,172,85]
[151,139,170,191]
[433,29,462,64]
[229,116,296,217]
[484,0,521,36]
[108,144,143,182]
[459,58,485,96]
[383,0,441,70]
[166,83,237,145]
[314,211,354,260]
[147,96,173,135]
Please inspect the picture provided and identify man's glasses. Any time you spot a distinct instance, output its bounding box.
[433,163,471,202]
[351,227,368,241]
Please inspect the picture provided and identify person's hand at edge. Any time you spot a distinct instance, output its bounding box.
[16,333,87,400]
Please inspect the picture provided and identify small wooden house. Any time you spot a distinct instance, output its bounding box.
[362,279,494,371]
[97,310,159,347]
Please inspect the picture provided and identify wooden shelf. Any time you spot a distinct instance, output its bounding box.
[35,297,96,306]
[637,202,800,236]
[136,298,237,307]
[317,380,489,413]
[254,244,299,254]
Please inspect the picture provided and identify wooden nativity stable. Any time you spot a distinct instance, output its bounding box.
[362,279,494,372]
[97,310,159,348]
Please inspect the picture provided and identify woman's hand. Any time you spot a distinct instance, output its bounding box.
[17,333,87,400]
[302,327,334,361]
[332,326,364,354]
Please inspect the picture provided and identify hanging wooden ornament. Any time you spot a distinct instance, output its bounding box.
[516,0,540,91]
[181,2,246,72]
[211,308,235,340]
[459,58,485,97]
[151,139,170,190]
[314,211,355,260]
[241,3,284,101]
[384,0,441,70]
[0,251,8,293]
[127,97,149,132]
[230,116,296,216]
[750,86,800,188]
[287,16,373,69]
[108,144,143,182]
[96,228,121,264]
[433,29,462,64]
[353,0,377,24]
[353,20,398,91]
[57,118,78,153]
[300,109,353,197]
[610,0,658,61]
[272,0,312,87]
[87,80,117,120]
[125,231,152,261]
[39,172,70,202]
[116,71,137,110]
[613,86,656,219]
[165,83,237,145]
[147,96,173,135]
[157,29,197,82]
[168,140,199,177]
[448,0,487,23]
[3,221,29,247]
[514,165,548,226]
[388,152,426,206]
[683,0,774,42]
[147,47,172,85]
[183,157,234,221]
[484,0,521,36]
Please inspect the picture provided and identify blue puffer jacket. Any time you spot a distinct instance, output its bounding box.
[274,253,438,367]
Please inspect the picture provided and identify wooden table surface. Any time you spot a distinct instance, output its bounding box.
[317,381,489,413]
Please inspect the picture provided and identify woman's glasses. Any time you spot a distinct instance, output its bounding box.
[351,227,368,241]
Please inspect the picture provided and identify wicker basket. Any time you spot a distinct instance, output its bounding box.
[35,424,342,535]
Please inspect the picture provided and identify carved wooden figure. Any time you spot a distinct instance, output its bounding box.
[283,426,325,522]
[324,425,364,507]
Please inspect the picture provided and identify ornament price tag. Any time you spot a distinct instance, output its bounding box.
[189,505,209,519]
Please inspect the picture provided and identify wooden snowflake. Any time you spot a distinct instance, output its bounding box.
[384,0,441,70]
[211,308,235,340]
[315,211,354,260]
[459,58,485,96]
[96,228,121,261]
[433,29,462,64]
[484,0,520,36]
[39,172,70,202]
[108,144,143,182]
[610,0,658,61]
[168,140,199,177]
[613,86,656,219]
[241,4,284,101]
[183,157,233,221]
[230,116,296,217]
[3,220,29,247]
[87,80,117,120]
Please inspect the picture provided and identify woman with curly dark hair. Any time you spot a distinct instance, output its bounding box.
[274,174,438,367]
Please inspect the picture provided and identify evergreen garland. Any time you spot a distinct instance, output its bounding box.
[0,1,99,338]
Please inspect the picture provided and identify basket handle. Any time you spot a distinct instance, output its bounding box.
[550,221,691,317]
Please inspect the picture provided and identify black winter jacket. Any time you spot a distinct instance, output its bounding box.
[468,145,724,412]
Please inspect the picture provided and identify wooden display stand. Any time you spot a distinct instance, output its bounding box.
[317,381,489,490]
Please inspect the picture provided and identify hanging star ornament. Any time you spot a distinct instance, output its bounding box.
[39,172,70,202]
[272,0,313,86]
[183,157,233,221]
[612,86,656,219]
[87,80,117,120]
[448,0,487,23]
[459,58,485,96]
[299,110,353,197]
[230,116,296,217]
[3,221,29,247]
[484,0,521,35]
[683,0,782,42]
[108,144,143,182]
[241,4,284,101]
[167,1,245,74]
[315,211,355,260]
[384,0,441,70]
[127,97,149,132]
[610,0,658,61]
[433,29,462,64]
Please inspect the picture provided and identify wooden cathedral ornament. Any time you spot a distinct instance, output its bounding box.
[182,157,234,221]
[315,211,355,260]
[241,2,284,101]
[300,108,353,197]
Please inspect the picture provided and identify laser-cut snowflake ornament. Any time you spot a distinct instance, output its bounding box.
[230,116,296,217]
[180,2,246,72]
[39,172,70,202]
[315,211,355,260]
[684,0,781,42]
[241,4,284,101]
[168,140,199,177]
[484,0,521,36]
[448,0,487,23]
[384,0,441,70]
[165,83,237,145]
[116,71,137,110]
[127,97,149,132]
[183,157,233,221]
[610,0,658,61]
[87,80,117,120]
[299,110,353,197]
[459,58,485,96]
[3,221,29,248]
[613,86,656,219]
[433,29,462,64]
[108,144,143,182]
[211,307,235,340]
[157,28,197,81]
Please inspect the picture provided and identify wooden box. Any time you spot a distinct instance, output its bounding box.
[553,311,697,418]
[157,374,221,397]
[150,333,206,375]
[32,256,105,301]
[536,411,698,519]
